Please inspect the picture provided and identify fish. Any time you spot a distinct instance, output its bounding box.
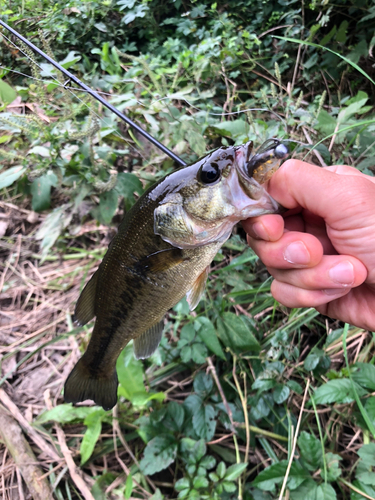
[64,139,289,410]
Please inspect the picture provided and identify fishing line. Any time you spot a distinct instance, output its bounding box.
[0,20,186,166]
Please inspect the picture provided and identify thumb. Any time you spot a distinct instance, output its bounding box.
[267,160,375,226]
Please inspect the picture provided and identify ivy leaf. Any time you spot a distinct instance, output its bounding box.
[140,435,178,475]
[313,378,367,405]
[298,431,323,471]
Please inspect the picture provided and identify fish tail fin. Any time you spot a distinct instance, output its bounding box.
[64,357,118,411]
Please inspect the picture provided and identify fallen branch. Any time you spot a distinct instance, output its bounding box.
[0,404,54,500]
[0,388,60,462]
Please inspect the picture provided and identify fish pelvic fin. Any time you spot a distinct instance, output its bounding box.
[133,320,164,359]
[64,357,118,411]
[186,265,210,311]
[74,270,98,326]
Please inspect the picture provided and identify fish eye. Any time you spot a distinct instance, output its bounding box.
[198,163,221,184]
[274,143,289,159]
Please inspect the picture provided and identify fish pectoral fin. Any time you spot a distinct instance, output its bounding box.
[133,320,164,359]
[64,357,118,411]
[186,265,210,311]
[74,270,99,326]
[138,248,187,274]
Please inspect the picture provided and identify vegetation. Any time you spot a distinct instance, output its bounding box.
[1,1,375,499]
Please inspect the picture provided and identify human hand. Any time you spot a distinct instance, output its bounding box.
[243,160,375,331]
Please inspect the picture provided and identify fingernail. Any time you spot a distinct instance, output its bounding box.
[329,261,354,286]
[324,288,349,296]
[249,222,270,241]
[284,241,310,265]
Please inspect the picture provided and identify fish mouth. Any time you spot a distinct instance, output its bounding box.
[228,162,281,219]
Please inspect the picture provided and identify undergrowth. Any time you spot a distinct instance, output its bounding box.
[1,1,375,499]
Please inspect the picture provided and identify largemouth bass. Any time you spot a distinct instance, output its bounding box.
[64,139,288,410]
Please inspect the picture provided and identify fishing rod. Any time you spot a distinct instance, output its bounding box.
[0,19,187,167]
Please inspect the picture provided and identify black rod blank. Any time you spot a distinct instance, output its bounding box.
[0,19,187,167]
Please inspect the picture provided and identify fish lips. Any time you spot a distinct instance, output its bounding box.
[228,162,282,219]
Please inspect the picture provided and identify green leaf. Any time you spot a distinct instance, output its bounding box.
[338,97,368,124]
[304,350,322,371]
[356,471,375,486]
[191,342,207,363]
[224,462,248,481]
[115,172,144,211]
[323,452,342,482]
[124,473,133,499]
[192,403,217,441]
[180,323,195,342]
[298,431,323,471]
[175,478,190,491]
[30,171,58,212]
[167,401,185,431]
[37,404,99,424]
[217,312,260,352]
[194,372,213,396]
[352,363,375,391]
[223,481,237,492]
[116,343,147,403]
[290,479,318,500]
[211,119,248,138]
[252,461,309,492]
[313,378,367,405]
[0,165,26,189]
[140,435,178,475]
[0,79,17,105]
[273,384,290,404]
[216,461,226,478]
[358,443,375,467]
[98,190,118,224]
[81,409,105,464]
[195,317,226,360]
[35,204,72,259]
[59,51,81,69]
[180,345,192,363]
[316,483,337,500]
[193,476,208,489]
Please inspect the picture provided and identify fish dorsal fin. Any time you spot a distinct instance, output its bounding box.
[133,320,164,359]
[74,270,98,326]
[186,265,210,311]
